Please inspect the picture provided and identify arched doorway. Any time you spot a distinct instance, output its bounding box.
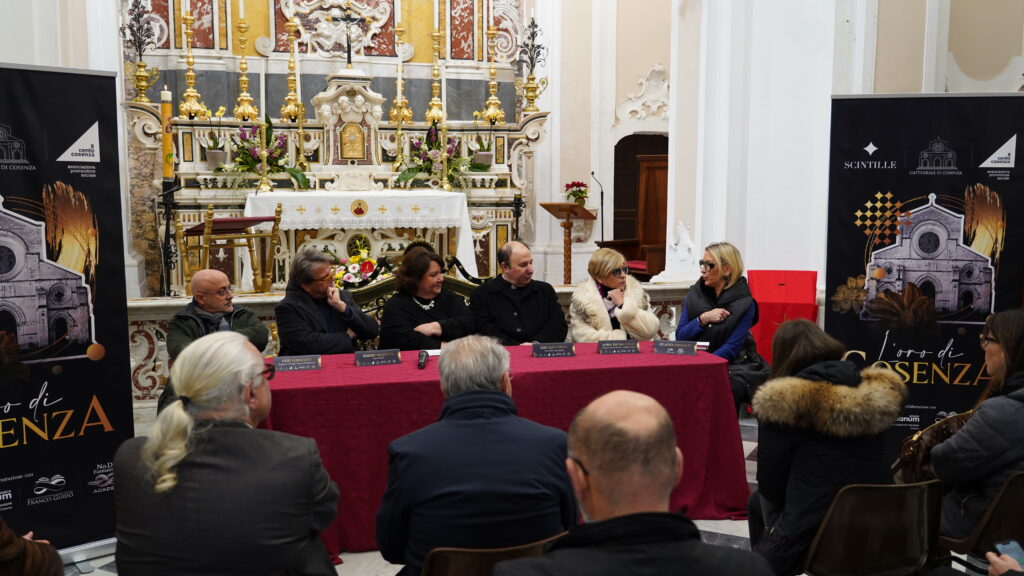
[50,316,69,344]
[0,310,17,345]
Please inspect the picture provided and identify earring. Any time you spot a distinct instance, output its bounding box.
[723,274,731,282]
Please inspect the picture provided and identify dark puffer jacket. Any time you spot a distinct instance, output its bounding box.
[932,371,1024,538]
[752,361,908,576]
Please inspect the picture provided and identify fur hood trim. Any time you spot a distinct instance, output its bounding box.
[752,367,908,437]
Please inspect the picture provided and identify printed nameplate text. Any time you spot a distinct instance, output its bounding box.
[355,349,402,367]
[598,340,641,354]
[274,355,322,371]
[532,342,576,358]
[653,340,697,356]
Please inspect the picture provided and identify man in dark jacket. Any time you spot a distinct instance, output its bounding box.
[470,241,567,345]
[160,268,269,410]
[494,390,772,576]
[275,246,378,356]
[376,335,578,576]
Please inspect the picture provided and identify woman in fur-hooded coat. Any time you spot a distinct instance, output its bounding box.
[750,320,907,576]
[569,249,660,342]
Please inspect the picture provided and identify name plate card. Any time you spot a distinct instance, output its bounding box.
[355,349,402,367]
[532,342,576,358]
[274,355,322,372]
[598,340,641,355]
[653,340,697,356]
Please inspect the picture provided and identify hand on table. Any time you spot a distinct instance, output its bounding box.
[414,322,442,337]
[986,552,1023,576]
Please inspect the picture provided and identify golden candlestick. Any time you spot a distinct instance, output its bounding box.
[279,18,303,122]
[424,30,445,125]
[179,10,210,119]
[388,26,414,125]
[475,26,505,125]
[256,121,273,193]
[295,112,310,172]
[233,19,260,121]
[440,122,451,192]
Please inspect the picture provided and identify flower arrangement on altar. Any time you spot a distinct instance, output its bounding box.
[216,116,309,188]
[565,181,589,205]
[324,240,391,289]
[396,121,485,187]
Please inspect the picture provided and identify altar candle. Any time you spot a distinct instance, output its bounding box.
[395,0,401,25]
[434,0,440,30]
[182,0,189,14]
[238,0,244,20]
[161,87,174,179]
[489,0,494,29]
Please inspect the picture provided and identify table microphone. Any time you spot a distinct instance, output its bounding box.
[417,350,430,369]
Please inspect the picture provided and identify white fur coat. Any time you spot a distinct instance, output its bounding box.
[569,276,660,342]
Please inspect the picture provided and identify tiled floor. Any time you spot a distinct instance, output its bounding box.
[63,415,762,575]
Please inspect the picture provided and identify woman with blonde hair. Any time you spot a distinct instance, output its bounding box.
[114,331,339,576]
[675,241,768,413]
[569,248,659,342]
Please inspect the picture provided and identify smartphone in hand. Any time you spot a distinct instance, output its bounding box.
[995,540,1024,565]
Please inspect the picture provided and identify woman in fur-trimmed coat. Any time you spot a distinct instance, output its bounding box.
[569,249,660,342]
[749,319,907,576]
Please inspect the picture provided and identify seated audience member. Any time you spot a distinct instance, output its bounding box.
[675,241,768,413]
[275,246,378,355]
[376,335,578,575]
[470,241,567,345]
[378,247,475,350]
[160,268,269,411]
[933,309,1024,538]
[493,390,772,576]
[749,319,907,576]
[0,519,62,576]
[114,332,339,576]
[569,248,659,342]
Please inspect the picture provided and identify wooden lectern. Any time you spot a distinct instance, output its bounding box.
[540,202,597,285]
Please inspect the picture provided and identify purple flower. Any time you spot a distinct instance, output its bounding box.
[419,152,428,162]
[432,161,442,172]
[428,149,441,161]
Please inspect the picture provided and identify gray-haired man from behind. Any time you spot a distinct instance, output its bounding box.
[494,390,773,576]
[376,335,578,576]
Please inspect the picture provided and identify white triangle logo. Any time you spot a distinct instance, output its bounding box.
[57,122,100,163]
[980,134,1016,168]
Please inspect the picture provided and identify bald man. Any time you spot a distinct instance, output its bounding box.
[469,241,567,345]
[494,391,772,576]
[161,269,269,410]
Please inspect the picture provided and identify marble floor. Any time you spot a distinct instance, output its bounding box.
[62,416,762,576]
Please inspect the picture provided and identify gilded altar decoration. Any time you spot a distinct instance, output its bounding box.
[178,8,210,119]
[217,118,310,188]
[341,123,366,159]
[515,18,548,115]
[121,0,159,103]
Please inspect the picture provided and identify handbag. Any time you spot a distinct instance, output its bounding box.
[891,410,973,484]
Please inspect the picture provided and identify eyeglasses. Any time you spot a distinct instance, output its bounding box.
[698,260,717,270]
[260,362,276,381]
[569,456,590,476]
[609,267,629,277]
[980,335,999,349]
[200,287,233,297]
[313,269,335,283]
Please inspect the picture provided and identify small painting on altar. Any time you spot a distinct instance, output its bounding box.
[495,136,505,164]
[341,123,366,160]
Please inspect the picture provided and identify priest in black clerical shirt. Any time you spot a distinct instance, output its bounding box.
[469,240,567,346]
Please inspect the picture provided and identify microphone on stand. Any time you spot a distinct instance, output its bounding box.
[591,171,605,242]
[417,350,430,369]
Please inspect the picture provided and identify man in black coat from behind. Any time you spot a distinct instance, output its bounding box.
[376,335,578,576]
[494,390,772,576]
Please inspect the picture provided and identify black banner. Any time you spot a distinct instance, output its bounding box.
[0,65,132,551]
[826,95,1024,456]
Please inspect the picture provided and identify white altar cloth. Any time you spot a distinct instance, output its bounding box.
[244,190,478,277]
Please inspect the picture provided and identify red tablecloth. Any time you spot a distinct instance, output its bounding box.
[748,270,819,362]
[266,341,749,554]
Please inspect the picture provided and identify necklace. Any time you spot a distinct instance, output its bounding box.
[412,295,436,311]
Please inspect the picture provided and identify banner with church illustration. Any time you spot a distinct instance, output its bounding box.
[825,95,1024,457]
[0,65,132,552]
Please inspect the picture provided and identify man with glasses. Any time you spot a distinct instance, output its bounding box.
[161,268,269,410]
[275,246,378,356]
[494,390,772,576]
[376,335,577,576]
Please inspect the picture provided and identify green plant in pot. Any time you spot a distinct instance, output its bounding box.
[565,181,589,205]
